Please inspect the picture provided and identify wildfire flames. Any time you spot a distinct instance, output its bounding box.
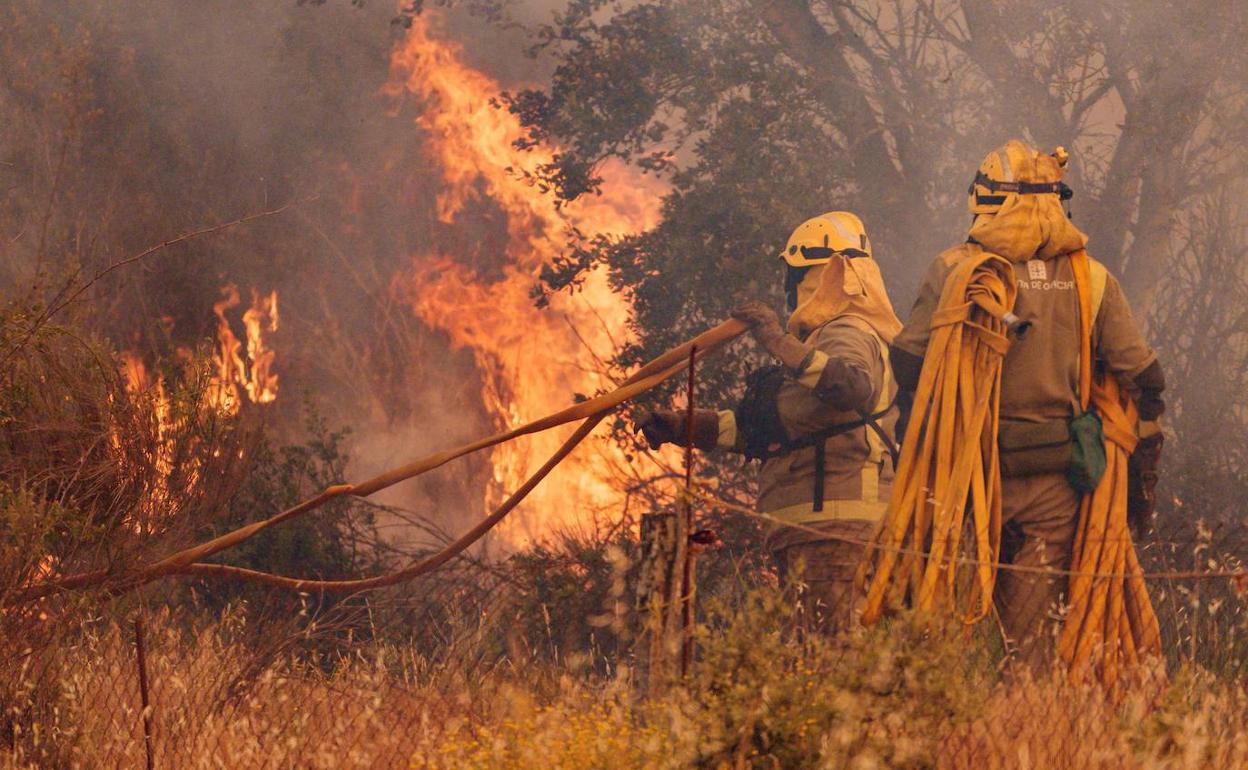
[123,284,279,416]
[207,284,280,412]
[388,16,668,541]
[117,287,280,532]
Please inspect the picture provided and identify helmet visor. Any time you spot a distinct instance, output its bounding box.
[799,245,869,262]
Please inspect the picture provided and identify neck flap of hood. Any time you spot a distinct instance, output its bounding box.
[786,254,902,343]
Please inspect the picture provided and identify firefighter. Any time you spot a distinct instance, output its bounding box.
[637,212,902,632]
[888,140,1166,664]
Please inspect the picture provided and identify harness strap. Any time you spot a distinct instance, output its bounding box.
[812,443,826,513]
[970,171,1072,198]
[753,403,894,460]
[864,412,900,467]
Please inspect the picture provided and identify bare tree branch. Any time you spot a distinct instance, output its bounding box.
[2,202,295,368]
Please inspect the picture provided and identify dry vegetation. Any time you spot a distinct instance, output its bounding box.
[4,1,1248,767]
[6,588,1248,768]
[3,320,1246,769]
[2,319,1247,767]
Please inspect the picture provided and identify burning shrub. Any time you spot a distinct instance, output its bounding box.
[0,307,248,584]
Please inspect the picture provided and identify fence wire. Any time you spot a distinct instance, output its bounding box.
[5,512,1248,770]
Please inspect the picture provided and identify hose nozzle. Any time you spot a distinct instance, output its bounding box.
[1003,312,1033,339]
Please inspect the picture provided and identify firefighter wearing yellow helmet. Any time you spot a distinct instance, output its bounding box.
[637,212,902,633]
[889,140,1165,666]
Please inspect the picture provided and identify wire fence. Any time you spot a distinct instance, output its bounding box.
[6,510,1248,769]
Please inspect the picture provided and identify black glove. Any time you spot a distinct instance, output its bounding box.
[636,410,683,449]
[1128,432,1164,537]
[635,409,721,450]
[889,346,924,449]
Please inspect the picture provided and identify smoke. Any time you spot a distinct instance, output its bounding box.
[0,0,585,545]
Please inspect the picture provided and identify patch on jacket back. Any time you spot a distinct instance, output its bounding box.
[1018,259,1073,292]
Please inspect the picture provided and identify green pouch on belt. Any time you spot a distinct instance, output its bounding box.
[1066,409,1106,493]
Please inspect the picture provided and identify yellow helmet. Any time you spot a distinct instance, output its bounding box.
[780,211,872,267]
[968,140,1072,216]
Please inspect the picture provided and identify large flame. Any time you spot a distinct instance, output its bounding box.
[388,16,668,542]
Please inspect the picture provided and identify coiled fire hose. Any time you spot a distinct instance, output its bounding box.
[858,252,1015,624]
[1059,251,1161,689]
[858,249,1161,687]
[14,320,747,602]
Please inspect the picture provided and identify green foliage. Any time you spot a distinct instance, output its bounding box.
[417,587,994,769]
[505,534,638,663]
[196,401,386,613]
[676,590,991,768]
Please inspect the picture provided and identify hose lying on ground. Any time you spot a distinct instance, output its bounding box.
[859,251,1016,624]
[14,320,747,602]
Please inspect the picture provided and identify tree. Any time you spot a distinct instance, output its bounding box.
[501,0,1248,529]
[511,0,1245,315]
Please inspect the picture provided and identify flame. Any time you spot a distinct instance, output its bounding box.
[207,284,280,412]
[242,289,280,404]
[115,288,279,534]
[118,350,175,534]
[388,16,667,542]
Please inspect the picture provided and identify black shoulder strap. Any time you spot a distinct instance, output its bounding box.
[755,400,895,461]
[864,407,900,467]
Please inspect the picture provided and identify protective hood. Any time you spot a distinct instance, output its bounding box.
[786,253,902,344]
[967,140,1088,262]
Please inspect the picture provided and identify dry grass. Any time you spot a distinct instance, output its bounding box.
[4,311,1248,770]
[5,593,1248,770]
[5,609,436,768]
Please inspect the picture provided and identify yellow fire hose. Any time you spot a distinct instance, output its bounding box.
[13,320,746,602]
[859,248,1161,687]
[1059,251,1161,688]
[859,252,1015,625]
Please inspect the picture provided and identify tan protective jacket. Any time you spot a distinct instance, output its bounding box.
[721,316,895,523]
[894,242,1155,426]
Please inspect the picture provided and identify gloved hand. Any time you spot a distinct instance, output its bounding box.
[731,300,809,371]
[889,346,924,451]
[635,409,721,450]
[636,410,682,449]
[1128,432,1164,537]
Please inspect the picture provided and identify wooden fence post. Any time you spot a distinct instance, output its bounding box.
[635,344,702,696]
[133,615,155,770]
[636,512,681,696]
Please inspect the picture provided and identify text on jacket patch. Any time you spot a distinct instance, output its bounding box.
[1018,259,1073,291]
